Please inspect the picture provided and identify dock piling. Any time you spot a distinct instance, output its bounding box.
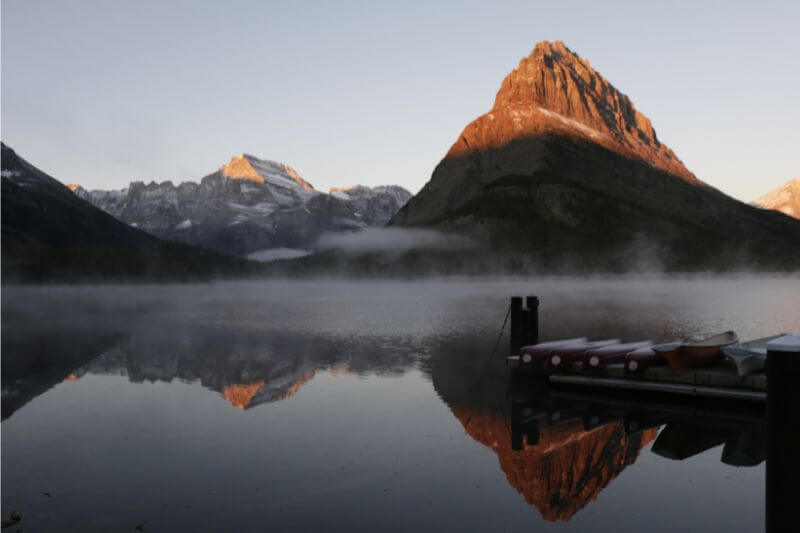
[510,296,523,355]
[766,334,800,533]
[510,295,539,355]
[524,295,539,346]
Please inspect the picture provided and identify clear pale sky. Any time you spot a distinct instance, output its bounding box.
[2,0,797,201]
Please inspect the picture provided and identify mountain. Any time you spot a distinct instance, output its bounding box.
[1,143,259,282]
[70,154,412,257]
[329,184,413,226]
[391,40,800,271]
[754,178,800,219]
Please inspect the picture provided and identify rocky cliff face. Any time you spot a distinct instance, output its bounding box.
[391,41,800,271]
[330,184,412,226]
[452,407,657,521]
[72,154,411,257]
[479,41,696,182]
[754,178,800,219]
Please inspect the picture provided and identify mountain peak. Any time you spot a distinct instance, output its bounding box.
[220,153,314,191]
[754,178,800,219]
[446,40,696,182]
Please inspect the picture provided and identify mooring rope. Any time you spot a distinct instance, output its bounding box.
[485,302,512,368]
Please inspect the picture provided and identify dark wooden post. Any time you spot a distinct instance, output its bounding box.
[525,295,539,346]
[766,334,800,533]
[510,296,523,355]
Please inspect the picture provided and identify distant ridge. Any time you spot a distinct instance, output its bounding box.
[1,142,258,282]
[69,154,412,257]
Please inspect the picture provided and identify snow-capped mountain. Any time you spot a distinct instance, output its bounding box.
[753,178,800,219]
[71,153,412,257]
[329,184,413,226]
[1,143,255,282]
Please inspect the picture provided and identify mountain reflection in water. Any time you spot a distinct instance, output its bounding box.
[2,279,786,532]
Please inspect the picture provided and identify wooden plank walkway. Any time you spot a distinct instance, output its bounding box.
[517,361,767,401]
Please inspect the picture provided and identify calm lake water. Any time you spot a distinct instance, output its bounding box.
[2,277,798,532]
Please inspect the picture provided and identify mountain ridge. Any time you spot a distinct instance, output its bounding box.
[69,153,412,257]
[1,142,260,282]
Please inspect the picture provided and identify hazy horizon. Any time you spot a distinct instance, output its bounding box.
[2,0,798,201]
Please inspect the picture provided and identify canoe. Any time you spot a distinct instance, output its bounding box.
[654,331,739,371]
[624,344,675,375]
[548,339,621,369]
[513,337,587,367]
[582,340,653,370]
[722,334,785,377]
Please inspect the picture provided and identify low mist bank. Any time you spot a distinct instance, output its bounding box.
[315,227,476,253]
[263,228,800,279]
[3,225,798,284]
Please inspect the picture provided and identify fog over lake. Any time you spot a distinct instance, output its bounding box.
[2,277,797,532]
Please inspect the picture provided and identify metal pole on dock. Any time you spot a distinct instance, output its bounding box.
[510,296,523,355]
[766,334,800,533]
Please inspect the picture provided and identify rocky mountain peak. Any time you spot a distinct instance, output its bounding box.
[754,178,800,219]
[220,153,314,191]
[447,40,696,183]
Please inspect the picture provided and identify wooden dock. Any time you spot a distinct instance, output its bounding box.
[534,362,765,402]
[505,295,796,404]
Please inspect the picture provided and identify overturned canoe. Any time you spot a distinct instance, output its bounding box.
[624,344,676,375]
[548,339,621,369]
[582,341,653,370]
[512,337,588,367]
[654,331,739,371]
[723,334,785,377]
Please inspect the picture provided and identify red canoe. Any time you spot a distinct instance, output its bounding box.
[516,337,587,367]
[582,340,653,370]
[547,339,620,369]
[624,344,675,375]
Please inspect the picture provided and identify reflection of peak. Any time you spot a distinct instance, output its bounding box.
[220,370,316,410]
[222,380,265,409]
[452,407,656,521]
[220,153,314,191]
[248,369,315,407]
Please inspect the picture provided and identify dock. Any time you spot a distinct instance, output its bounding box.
[537,362,764,402]
[501,295,800,532]
[504,295,796,403]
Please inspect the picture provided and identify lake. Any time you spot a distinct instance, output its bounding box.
[2,277,797,532]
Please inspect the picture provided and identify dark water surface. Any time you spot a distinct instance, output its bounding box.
[2,278,798,532]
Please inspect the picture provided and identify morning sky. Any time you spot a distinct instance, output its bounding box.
[2,0,797,201]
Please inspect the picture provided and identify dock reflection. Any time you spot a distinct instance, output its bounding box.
[429,340,767,523]
[503,385,766,521]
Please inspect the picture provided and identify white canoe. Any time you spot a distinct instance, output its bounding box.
[722,334,785,377]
